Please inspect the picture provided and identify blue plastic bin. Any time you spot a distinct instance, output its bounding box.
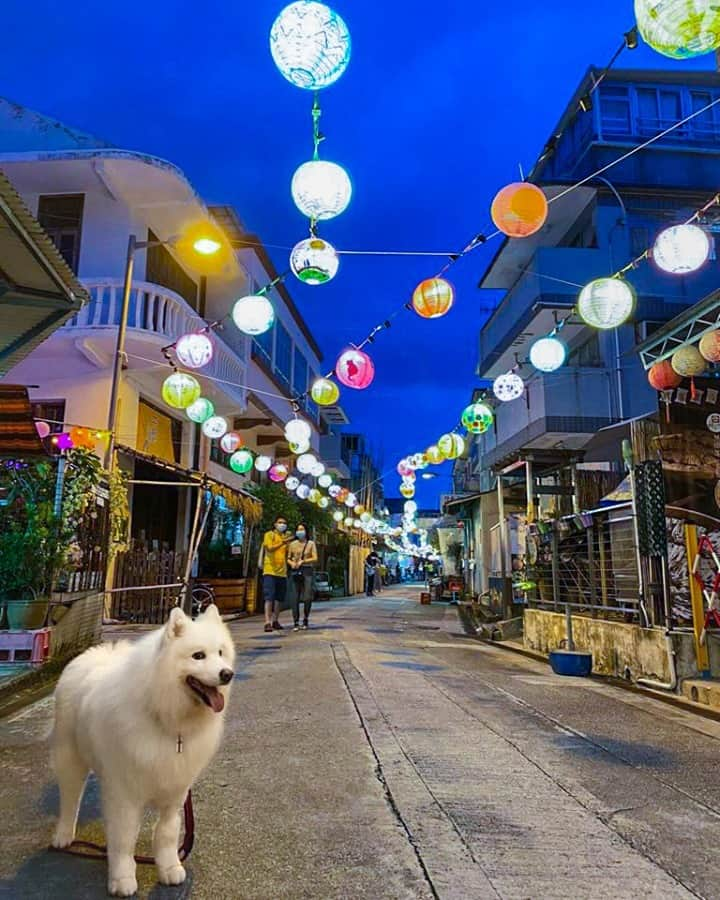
[549,649,593,677]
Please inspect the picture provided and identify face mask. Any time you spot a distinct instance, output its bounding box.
[276,523,287,533]
[296,530,306,540]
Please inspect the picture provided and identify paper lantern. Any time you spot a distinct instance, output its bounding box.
[333,510,344,522]
[69,427,95,449]
[491,182,548,238]
[284,418,312,445]
[354,504,365,515]
[700,329,720,362]
[269,463,289,483]
[35,421,50,439]
[286,475,301,491]
[578,278,636,330]
[186,397,214,424]
[229,450,254,474]
[653,224,711,274]
[439,433,465,459]
[232,295,275,335]
[344,516,354,528]
[297,453,317,474]
[255,455,272,472]
[269,1,351,90]
[493,372,525,402]
[289,439,311,455]
[411,278,455,319]
[635,0,720,58]
[175,332,213,369]
[402,471,416,483]
[220,432,243,453]
[290,237,339,284]
[329,484,342,498]
[404,500,418,514]
[311,377,340,406]
[345,492,358,507]
[202,416,228,439]
[56,432,74,451]
[529,336,566,373]
[425,445,445,465]
[311,461,325,477]
[319,496,329,509]
[648,360,682,391]
[397,458,413,477]
[400,483,415,499]
[296,484,311,499]
[308,488,322,504]
[336,348,374,389]
[360,512,371,523]
[461,402,494,434]
[162,372,201,409]
[318,473,332,488]
[337,488,350,503]
[671,344,707,376]
[292,160,352,221]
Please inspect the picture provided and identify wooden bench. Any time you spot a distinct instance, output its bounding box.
[205,578,247,614]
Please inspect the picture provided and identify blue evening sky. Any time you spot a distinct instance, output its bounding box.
[0,2,714,506]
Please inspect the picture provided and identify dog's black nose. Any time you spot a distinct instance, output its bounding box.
[219,668,234,685]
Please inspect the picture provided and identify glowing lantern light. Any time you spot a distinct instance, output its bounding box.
[311,377,340,406]
[344,517,354,528]
[400,483,415,499]
[220,432,243,454]
[296,484,311,500]
[311,461,325,477]
[402,472,416,484]
[671,344,707,377]
[289,439,311,455]
[297,453,317,474]
[229,450,254,474]
[578,278,636,330]
[308,488,322,504]
[56,433,74,451]
[286,475,300,491]
[269,463,289,483]
[404,501,418,514]
[648,360,682,391]
[335,348,374,389]
[397,458,413,477]
[175,332,214,369]
[529,336,566,373]
[186,397,214,424]
[410,453,428,470]
[202,416,228,439]
[333,510,344,522]
[269,1,351,90]
[345,493,358,507]
[493,372,525,402]
[700,329,720,362]
[68,427,94,449]
[491,182,548,238]
[329,484,342,498]
[290,237,339,284]
[255,455,272,472]
[292,160,352,221]
[284,418,312,445]
[653,224,711,274]
[318,473,332,488]
[461,402,494,434]
[360,512,371,523]
[354,504,365,516]
[319,497,329,509]
[232,295,275,336]
[425,445,445,464]
[162,372,201,409]
[634,0,720,58]
[35,421,50,439]
[411,278,455,319]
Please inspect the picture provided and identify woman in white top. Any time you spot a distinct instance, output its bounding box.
[287,523,319,630]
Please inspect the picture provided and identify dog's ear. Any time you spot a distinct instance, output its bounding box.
[201,603,221,621]
[166,606,188,639]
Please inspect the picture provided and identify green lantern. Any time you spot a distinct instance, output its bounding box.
[186,397,215,423]
[438,433,465,459]
[461,402,494,434]
[635,0,720,59]
[162,372,201,409]
[229,449,254,474]
[311,377,340,406]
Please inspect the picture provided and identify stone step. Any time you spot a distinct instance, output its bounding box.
[682,678,720,708]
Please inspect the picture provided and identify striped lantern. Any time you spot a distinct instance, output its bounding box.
[411,278,455,319]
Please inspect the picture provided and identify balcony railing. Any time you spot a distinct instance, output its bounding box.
[65,279,247,408]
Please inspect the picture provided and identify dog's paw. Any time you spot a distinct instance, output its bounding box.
[51,825,75,849]
[108,875,138,897]
[158,863,186,886]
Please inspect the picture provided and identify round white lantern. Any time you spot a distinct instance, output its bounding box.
[635,0,720,59]
[333,510,344,522]
[269,1,351,90]
[318,473,332,488]
[529,336,567,373]
[493,372,525,402]
[345,492,357,508]
[344,517,354,528]
[284,418,312,445]
[290,237,340,285]
[202,416,228,439]
[232,295,275,335]
[220,431,242,453]
[311,461,325,477]
[285,475,300,491]
[319,496,329,509]
[404,500,418,514]
[255,455,272,472]
[653,224,711,274]
[296,484,311,500]
[297,453,317,474]
[577,278,636,329]
[328,484,342,498]
[175,332,213,369]
[291,160,352,221]
[289,439,311,455]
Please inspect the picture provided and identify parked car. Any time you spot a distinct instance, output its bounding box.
[313,571,332,600]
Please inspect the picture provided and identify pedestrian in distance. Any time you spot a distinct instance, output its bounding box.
[288,522,318,631]
[260,516,293,633]
[373,558,383,595]
[365,551,378,597]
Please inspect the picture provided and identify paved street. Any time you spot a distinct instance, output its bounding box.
[2,587,720,898]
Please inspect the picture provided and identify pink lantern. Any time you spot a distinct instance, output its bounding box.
[175,332,214,369]
[335,348,375,390]
[268,463,288,483]
[56,432,74,451]
[220,431,243,454]
[35,421,51,439]
[397,458,413,477]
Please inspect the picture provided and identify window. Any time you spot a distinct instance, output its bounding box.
[293,348,308,398]
[146,230,198,309]
[37,195,84,273]
[274,321,293,388]
[690,90,718,139]
[568,333,602,368]
[30,400,65,434]
[600,87,631,137]
[637,87,682,136]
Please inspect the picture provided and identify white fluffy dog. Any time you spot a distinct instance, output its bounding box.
[51,604,235,897]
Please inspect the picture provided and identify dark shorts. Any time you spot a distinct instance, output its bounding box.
[263,574,287,605]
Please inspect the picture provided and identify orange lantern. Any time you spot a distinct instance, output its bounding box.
[411,278,454,319]
[491,182,548,238]
[69,426,96,449]
[648,360,682,391]
[699,330,720,363]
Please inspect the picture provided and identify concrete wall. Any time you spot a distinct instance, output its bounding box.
[50,591,104,660]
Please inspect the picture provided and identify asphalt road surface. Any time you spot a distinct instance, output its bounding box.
[2,586,720,899]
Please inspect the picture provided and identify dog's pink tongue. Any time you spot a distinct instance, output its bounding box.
[208,688,225,713]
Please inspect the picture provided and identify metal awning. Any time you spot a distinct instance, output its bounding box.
[636,288,720,370]
[0,384,47,456]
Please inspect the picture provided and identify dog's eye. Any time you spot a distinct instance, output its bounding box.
[192,651,206,660]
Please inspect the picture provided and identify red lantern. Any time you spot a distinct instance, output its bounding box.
[648,360,682,391]
[412,278,454,319]
[335,348,375,390]
[491,182,548,238]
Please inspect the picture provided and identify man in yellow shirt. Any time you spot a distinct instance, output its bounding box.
[262,516,293,633]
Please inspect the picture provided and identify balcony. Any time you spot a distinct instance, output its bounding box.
[63,279,248,409]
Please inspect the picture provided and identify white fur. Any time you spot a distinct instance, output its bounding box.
[51,604,235,897]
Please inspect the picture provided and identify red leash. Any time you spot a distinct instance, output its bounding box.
[49,791,194,865]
